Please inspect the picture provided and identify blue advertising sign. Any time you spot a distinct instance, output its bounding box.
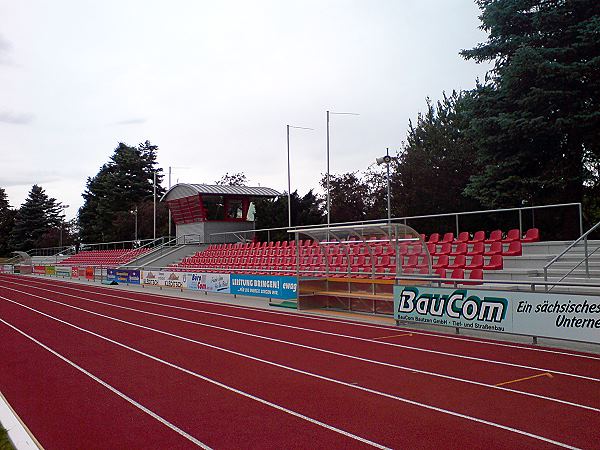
[107,268,141,285]
[230,274,297,300]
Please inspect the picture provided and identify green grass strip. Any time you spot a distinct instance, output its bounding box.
[0,424,15,450]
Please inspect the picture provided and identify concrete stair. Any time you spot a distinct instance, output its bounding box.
[482,240,600,294]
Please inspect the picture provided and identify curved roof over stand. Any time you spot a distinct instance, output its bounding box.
[161,183,281,201]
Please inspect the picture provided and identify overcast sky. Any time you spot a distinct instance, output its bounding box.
[1,0,490,220]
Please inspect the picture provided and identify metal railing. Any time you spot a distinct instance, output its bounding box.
[210,202,582,243]
[543,220,600,290]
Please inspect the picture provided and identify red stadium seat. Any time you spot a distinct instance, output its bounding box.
[484,242,503,256]
[444,268,465,284]
[470,230,486,244]
[450,242,467,256]
[503,241,522,256]
[432,255,449,269]
[448,255,466,269]
[484,255,503,270]
[467,242,485,255]
[436,243,452,256]
[427,233,440,244]
[485,230,503,244]
[502,229,521,243]
[465,269,483,285]
[465,255,484,270]
[440,232,454,244]
[523,228,540,242]
[455,231,470,244]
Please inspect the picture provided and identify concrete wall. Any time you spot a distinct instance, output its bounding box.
[176,221,255,243]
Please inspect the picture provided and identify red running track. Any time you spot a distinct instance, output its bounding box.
[1,274,599,449]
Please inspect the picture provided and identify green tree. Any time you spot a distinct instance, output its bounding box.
[320,172,371,223]
[79,141,165,243]
[391,91,481,217]
[461,0,600,209]
[0,187,17,256]
[9,185,63,251]
[215,172,248,186]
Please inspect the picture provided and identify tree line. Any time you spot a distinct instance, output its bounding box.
[1,0,598,256]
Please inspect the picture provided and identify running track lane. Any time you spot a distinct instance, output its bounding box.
[13,274,599,377]
[2,284,599,449]
[5,276,600,409]
[0,299,386,450]
[1,282,596,446]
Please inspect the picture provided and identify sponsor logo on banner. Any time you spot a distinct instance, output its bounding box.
[85,267,94,280]
[1,265,14,274]
[56,266,71,278]
[71,267,79,278]
[158,271,186,289]
[45,266,56,276]
[141,271,159,286]
[186,272,230,293]
[107,269,141,284]
[230,274,297,300]
[34,265,46,275]
[394,286,600,344]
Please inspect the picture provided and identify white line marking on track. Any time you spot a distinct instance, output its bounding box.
[0,297,390,450]
[2,283,596,413]
[0,294,584,449]
[14,274,600,362]
[0,318,211,449]
[3,280,599,384]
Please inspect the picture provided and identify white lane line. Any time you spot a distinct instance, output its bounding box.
[2,283,596,413]
[0,295,583,450]
[14,274,600,362]
[0,318,211,449]
[0,298,390,450]
[3,281,599,384]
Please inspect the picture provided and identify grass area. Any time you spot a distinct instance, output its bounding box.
[0,424,15,450]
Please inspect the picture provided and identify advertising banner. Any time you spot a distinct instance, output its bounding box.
[71,267,79,278]
[45,266,56,276]
[55,266,71,278]
[85,267,94,280]
[18,265,32,274]
[186,272,230,293]
[1,265,14,274]
[230,274,298,300]
[141,270,186,289]
[394,285,600,344]
[107,268,141,284]
[33,265,46,275]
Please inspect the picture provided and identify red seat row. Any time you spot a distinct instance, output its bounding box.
[426,228,539,245]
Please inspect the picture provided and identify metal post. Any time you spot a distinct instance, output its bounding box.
[134,207,138,242]
[168,166,172,238]
[386,148,391,224]
[455,214,459,236]
[287,125,291,228]
[518,209,523,236]
[326,110,331,226]
[153,171,157,240]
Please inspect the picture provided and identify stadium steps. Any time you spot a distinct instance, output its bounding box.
[126,244,207,269]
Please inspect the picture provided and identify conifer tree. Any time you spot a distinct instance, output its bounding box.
[9,185,63,250]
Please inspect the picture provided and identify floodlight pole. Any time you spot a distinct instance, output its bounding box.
[287,125,291,228]
[386,148,391,224]
[168,166,172,238]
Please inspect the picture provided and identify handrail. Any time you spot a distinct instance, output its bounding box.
[543,220,600,287]
[210,202,582,242]
[547,245,600,291]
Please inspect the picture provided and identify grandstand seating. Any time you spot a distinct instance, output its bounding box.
[57,248,150,266]
[167,228,539,285]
